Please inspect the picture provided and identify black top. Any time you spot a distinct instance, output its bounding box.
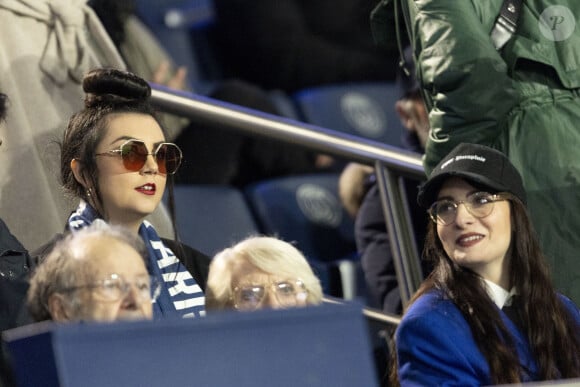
[0,218,32,331]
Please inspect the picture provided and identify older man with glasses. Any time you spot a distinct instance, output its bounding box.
[27,222,159,322]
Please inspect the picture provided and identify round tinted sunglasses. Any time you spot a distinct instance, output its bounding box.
[95,139,182,174]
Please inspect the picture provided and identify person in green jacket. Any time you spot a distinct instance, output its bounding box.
[389,0,580,304]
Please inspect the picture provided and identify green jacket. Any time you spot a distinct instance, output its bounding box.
[401,0,580,304]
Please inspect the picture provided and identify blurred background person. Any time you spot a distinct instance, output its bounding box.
[212,0,399,93]
[28,223,157,323]
[205,236,323,311]
[339,46,429,314]
[0,92,32,332]
[0,91,33,387]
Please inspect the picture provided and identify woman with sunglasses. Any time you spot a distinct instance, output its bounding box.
[393,143,580,385]
[35,68,210,319]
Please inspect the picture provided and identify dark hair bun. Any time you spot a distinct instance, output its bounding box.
[83,68,151,108]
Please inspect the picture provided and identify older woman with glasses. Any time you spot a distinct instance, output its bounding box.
[393,143,580,385]
[34,68,210,320]
[205,236,323,311]
[28,223,158,322]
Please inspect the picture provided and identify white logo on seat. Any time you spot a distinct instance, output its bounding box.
[296,184,342,227]
[340,92,387,138]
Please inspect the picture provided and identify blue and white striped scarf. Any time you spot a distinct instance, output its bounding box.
[68,201,205,319]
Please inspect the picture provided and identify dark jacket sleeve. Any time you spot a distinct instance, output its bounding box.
[30,233,64,264]
[0,219,36,331]
[355,183,401,314]
[162,238,211,292]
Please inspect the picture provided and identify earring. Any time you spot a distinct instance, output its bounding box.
[86,187,93,198]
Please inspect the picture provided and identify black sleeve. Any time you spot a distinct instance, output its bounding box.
[162,239,211,292]
[354,184,402,314]
[0,220,38,331]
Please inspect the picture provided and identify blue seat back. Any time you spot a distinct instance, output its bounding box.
[4,303,378,387]
[293,82,406,147]
[134,0,220,87]
[170,184,259,256]
[245,174,356,263]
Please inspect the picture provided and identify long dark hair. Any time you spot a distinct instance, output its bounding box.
[61,68,180,240]
[403,195,580,384]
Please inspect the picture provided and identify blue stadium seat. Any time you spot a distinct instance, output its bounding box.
[293,82,406,147]
[5,303,378,387]
[134,0,302,118]
[134,0,220,90]
[170,185,259,256]
[244,174,360,298]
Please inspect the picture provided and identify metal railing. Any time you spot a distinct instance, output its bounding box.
[150,85,426,322]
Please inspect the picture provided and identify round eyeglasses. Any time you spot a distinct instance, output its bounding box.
[59,274,161,303]
[96,139,183,174]
[428,192,509,226]
[232,279,308,311]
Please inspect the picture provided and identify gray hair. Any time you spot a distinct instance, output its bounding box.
[27,222,147,321]
[205,235,323,311]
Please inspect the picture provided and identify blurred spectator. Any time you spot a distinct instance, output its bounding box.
[28,223,156,323]
[0,91,31,387]
[0,92,32,332]
[212,0,400,93]
[205,236,323,311]
[339,163,374,219]
[339,46,429,314]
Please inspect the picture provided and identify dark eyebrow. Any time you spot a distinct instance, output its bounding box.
[107,136,138,146]
[107,137,165,148]
[436,189,483,202]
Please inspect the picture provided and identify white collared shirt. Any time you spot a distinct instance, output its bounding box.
[483,279,517,309]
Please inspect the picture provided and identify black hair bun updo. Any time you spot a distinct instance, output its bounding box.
[83,68,151,108]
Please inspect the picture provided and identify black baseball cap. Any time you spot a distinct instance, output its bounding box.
[417,143,527,208]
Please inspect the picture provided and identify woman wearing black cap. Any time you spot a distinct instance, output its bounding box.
[393,143,580,385]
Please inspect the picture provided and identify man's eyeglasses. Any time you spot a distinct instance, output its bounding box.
[96,139,182,174]
[428,192,509,226]
[232,279,308,311]
[59,274,161,302]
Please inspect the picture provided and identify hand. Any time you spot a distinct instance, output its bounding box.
[314,154,334,169]
[152,61,188,91]
[396,97,430,150]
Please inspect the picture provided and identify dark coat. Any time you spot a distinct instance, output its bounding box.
[0,218,32,331]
